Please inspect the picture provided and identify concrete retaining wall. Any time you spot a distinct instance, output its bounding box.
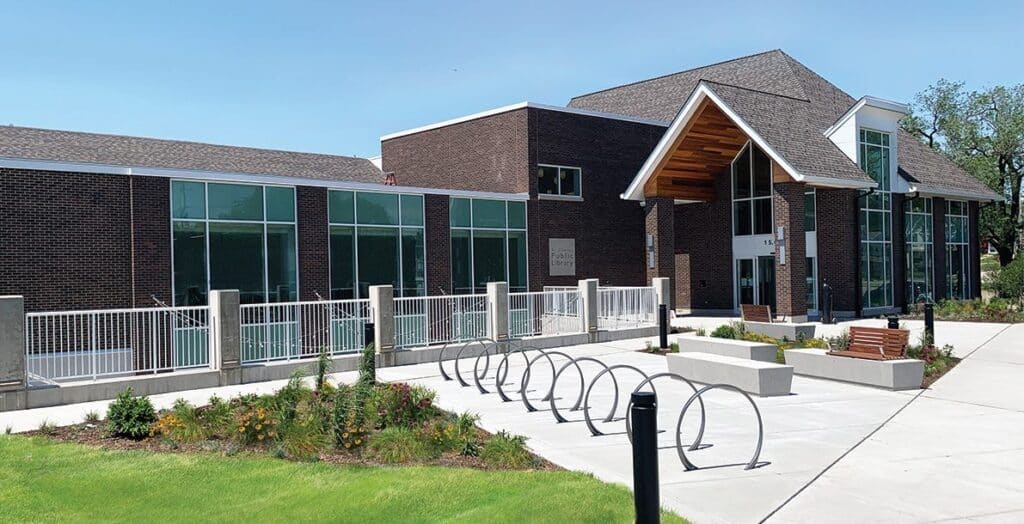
[676,334,778,362]
[744,321,817,341]
[784,348,924,391]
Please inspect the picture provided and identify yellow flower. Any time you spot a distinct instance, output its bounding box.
[238,427,245,433]
[354,439,362,445]
[342,432,349,438]
[268,431,275,437]
[344,442,351,448]
[258,434,265,441]
[255,424,262,430]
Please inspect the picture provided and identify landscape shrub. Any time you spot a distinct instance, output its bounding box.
[710,324,737,339]
[275,415,330,461]
[372,383,437,429]
[106,387,157,440]
[826,330,851,352]
[37,420,57,436]
[480,431,533,469]
[235,405,276,445]
[358,342,376,387]
[991,257,1024,304]
[365,426,435,464]
[83,411,101,425]
[315,349,333,393]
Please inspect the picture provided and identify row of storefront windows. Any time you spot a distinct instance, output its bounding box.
[171,181,528,305]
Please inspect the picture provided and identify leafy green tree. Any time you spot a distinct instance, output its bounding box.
[902,80,1023,266]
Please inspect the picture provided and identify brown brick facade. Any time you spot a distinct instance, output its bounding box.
[772,182,807,319]
[672,171,733,311]
[815,188,859,314]
[0,168,133,312]
[644,196,675,300]
[296,186,330,300]
[130,175,172,307]
[424,194,451,295]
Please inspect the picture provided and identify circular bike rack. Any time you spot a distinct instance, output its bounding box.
[519,350,581,412]
[472,339,515,394]
[582,364,654,436]
[451,337,495,388]
[675,383,765,471]
[623,372,706,451]
[548,357,619,424]
[437,340,455,381]
[494,345,542,402]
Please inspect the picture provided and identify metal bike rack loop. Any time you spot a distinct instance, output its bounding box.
[519,350,581,412]
[548,357,619,424]
[582,364,654,437]
[623,372,706,450]
[675,383,765,471]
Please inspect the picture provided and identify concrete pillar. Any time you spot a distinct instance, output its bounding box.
[579,278,599,339]
[487,281,509,342]
[369,285,395,366]
[0,296,26,411]
[653,277,672,310]
[644,197,675,299]
[772,182,808,323]
[209,290,241,386]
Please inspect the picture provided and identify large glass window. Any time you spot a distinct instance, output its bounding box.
[858,129,894,309]
[450,198,528,293]
[904,198,934,303]
[171,181,297,305]
[945,200,969,300]
[537,165,582,197]
[804,189,816,232]
[732,143,773,236]
[806,257,817,310]
[328,190,424,299]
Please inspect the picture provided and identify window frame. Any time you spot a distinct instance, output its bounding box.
[904,197,934,304]
[944,199,970,300]
[536,163,583,200]
[449,197,529,294]
[170,180,299,306]
[731,141,774,237]
[857,128,895,310]
[327,189,426,299]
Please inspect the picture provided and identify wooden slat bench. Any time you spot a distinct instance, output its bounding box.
[827,326,910,361]
[740,304,773,324]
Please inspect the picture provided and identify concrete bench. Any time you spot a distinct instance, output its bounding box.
[743,321,816,341]
[784,348,923,391]
[666,352,793,397]
[676,334,777,362]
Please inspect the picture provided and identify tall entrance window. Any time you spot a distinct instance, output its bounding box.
[736,257,776,310]
[171,181,298,306]
[904,197,934,303]
[328,190,425,299]
[858,129,894,309]
[945,200,969,299]
[732,142,773,236]
[450,197,528,294]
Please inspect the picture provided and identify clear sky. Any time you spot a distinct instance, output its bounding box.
[0,0,1019,159]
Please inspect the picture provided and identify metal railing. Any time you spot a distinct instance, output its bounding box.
[394,294,490,349]
[597,286,657,330]
[25,305,210,383]
[239,299,370,363]
[509,289,584,338]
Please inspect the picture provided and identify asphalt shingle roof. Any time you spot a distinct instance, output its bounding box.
[0,125,383,184]
[569,50,1000,200]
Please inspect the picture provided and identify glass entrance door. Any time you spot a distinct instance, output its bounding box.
[736,257,777,310]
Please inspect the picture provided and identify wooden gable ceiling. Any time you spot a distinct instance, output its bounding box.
[643,100,749,201]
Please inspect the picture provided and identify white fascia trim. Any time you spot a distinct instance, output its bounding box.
[0,156,529,201]
[802,175,879,190]
[824,96,911,138]
[380,102,668,141]
[621,82,807,201]
[905,183,1001,202]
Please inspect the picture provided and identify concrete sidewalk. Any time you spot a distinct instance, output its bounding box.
[769,323,1022,523]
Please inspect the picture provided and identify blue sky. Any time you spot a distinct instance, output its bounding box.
[0,1,1019,158]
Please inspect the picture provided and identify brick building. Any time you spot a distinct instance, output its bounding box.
[0,50,1000,319]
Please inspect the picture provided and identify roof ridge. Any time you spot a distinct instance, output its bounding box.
[699,79,811,103]
[567,49,784,102]
[0,124,371,162]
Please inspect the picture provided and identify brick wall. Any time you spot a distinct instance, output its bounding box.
[527,108,663,290]
[0,168,132,311]
[381,109,530,193]
[130,176,171,306]
[424,194,451,295]
[891,193,906,311]
[644,196,675,300]
[815,188,859,313]
[772,182,807,318]
[296,186,329,300]
[673,171,734,311]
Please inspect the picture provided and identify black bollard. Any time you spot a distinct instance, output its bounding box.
[658,304,669,349]
[822,282,834,325]
[631,391,660,524]
[924,303,934,342]
[364,321,376,348]
[887,316,900,329]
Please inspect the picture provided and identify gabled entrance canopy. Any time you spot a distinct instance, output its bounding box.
[621,81,870,202]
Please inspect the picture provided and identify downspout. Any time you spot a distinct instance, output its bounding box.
[853,188,875,317]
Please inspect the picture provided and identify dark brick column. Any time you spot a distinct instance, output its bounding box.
[130,175,172,307]
[969,201,982,299]
[644,196,675,299]
[932,197,947,301]
[424,194,451,296]
[296,186,329,301]
[772,182,807,321]
[892,193,907,311]
[815,188,859,315]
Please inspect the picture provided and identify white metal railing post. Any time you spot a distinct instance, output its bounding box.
[579,279,599,339]
[487,282,509,342]
[369,285,395,365]
[0,296,26,411]
[210,290,241,386]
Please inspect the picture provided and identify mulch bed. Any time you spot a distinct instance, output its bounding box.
[25,423,561,471]
[921,357,962,389]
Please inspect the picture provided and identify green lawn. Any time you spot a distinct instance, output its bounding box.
[0,436,686,523]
